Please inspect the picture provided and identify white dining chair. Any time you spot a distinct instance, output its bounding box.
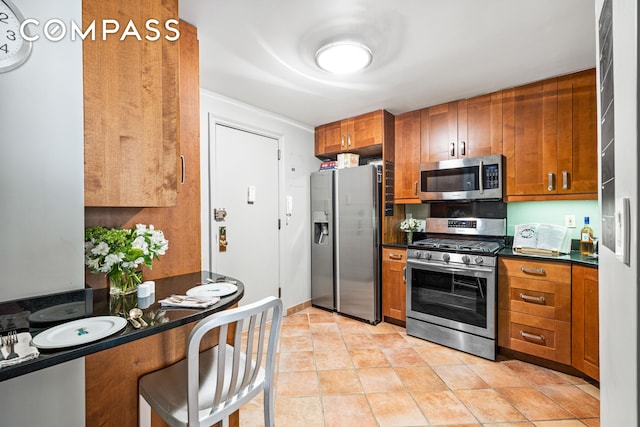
[138,296,283,427]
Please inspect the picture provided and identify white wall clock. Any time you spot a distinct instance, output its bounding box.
[0,0,32,73]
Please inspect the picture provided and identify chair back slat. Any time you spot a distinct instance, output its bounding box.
[185,296,283,427]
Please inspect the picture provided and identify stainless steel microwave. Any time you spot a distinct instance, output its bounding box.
[418,154,503,201]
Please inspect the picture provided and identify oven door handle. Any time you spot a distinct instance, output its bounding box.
[407,259,494,275]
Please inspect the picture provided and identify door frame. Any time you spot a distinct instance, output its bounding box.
[206,114,284,304]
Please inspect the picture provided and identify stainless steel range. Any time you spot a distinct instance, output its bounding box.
[406,217,506,360]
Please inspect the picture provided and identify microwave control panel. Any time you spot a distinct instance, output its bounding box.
[483,164,500,189]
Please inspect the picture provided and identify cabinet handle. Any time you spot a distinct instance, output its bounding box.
[348,134,352,147]
[341,135,345,148]
[450,141,456,157]
[520,330,546,343]
[414,180,418,195]
[459,141,466,156]
[180,155,185,185]
[547,172,554,191]
[562,170,568,190]
[520,266,546,275]
[402,266,407,283]
[388,253,403,260]
[519,293,546,304]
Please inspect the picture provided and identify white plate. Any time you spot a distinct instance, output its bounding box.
[32,316,127,349]
[186,282,238,298]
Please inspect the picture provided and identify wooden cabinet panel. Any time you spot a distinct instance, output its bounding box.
[503,79,558,197]
[84,20,202,281]
[572,265,599,380]
[315,110,386,157]
[459,92,503,158]
[557,69,598,195]
[322,120,344,154]
[421,94,502,163]
[504,69,597,201]
[421,102,458,162]
[498,258,571,364]
[83,0,179,207]
[500,309,571,364]
[382,248,406,325]
[394,111,421,201]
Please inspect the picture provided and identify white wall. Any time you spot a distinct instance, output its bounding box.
[200,91,319,313]
[595,0,638,425]
[0,0,85,425]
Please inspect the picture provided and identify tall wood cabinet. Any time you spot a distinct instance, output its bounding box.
[421,93,502,163]
[503,69,597,201]
[83,0,180,207]
[85,19,202,281]
[571,265,599,381]
[394,111,421,203]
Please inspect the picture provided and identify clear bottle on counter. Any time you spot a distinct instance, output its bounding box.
[580,216,594,255]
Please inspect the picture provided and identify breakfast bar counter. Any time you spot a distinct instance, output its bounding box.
[0,271,244,427]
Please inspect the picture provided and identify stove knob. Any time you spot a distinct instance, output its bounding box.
[475,256,484,265]
[415,251,422,259]
[425,252,432,260]
[462,255,471,264]
[442,253,450,263]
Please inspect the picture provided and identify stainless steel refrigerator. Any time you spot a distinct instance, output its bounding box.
[310,165,381,324]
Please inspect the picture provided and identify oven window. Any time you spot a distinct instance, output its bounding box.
[421,166,479,193]
[410,268,487,328]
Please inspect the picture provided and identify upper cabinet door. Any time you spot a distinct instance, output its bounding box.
[503,79,559,198]
[83,0,179,207]
[421,102,458,162]
[557,69,598,195]
[322,120,344,155]
[394,111,421,201]
[458,92,503,159]
[349,111,383,150]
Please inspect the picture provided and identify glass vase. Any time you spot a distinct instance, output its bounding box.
[109,269,142,296]
[407,231,413,245]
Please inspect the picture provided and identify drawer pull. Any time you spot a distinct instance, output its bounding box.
[520,330,546,343]
[389,253,403,260]
[519,293,546,304]
[520,266,545,275]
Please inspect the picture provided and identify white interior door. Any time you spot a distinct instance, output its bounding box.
[211,124,280,306]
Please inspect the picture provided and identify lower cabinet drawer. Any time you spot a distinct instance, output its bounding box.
[498,309,571,364]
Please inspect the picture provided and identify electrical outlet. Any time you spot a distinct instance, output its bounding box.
[565,215,576,228]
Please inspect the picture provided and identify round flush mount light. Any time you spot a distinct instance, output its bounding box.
[314,41,373,74]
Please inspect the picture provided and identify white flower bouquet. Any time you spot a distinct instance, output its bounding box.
[399,217,420,232]
[84,224,169,295]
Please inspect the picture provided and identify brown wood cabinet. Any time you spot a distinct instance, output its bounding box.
[503,69,597,201]
[421,93,502,163]
[85,20,202,281]
[498,258,571,364]
[83,0,180,207]
[571,265,599,380]
[394,111,421,203]
[315,110,391,158]
[382,247,407,325]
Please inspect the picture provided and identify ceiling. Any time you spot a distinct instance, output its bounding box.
[179,0,596,128]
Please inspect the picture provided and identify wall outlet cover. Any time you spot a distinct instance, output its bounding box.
[565,215,576,228]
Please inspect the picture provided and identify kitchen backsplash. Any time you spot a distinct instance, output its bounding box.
[402,200,600,241]
[506,200,600,240]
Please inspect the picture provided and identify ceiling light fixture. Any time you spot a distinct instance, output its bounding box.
[314,41,372,74]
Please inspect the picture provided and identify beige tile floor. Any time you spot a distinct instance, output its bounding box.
[240,306,600,427]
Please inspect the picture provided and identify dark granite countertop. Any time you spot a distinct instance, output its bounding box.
[383,243,598,268]
[498,247,599,268]
[0,271,244,382]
